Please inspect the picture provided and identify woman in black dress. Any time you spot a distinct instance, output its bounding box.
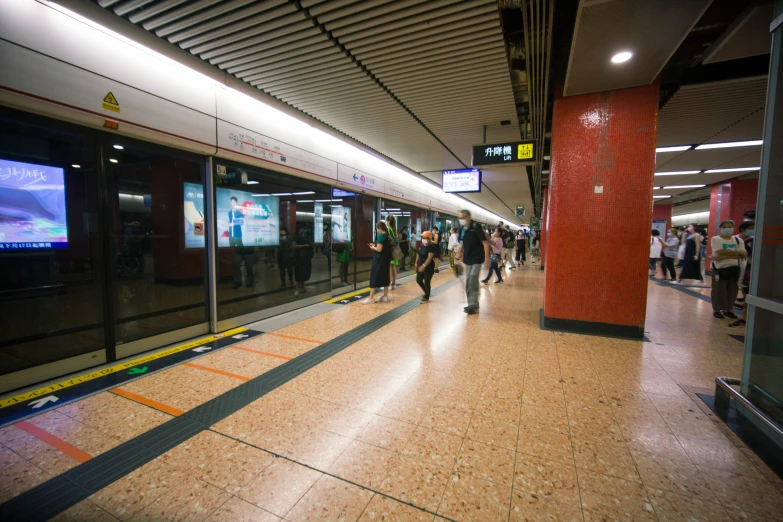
[676,226,705,286]
[363,221,391,304]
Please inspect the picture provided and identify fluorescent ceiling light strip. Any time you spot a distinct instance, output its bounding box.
[654,171,700,176]
[271,193,292,196]
[695,140,762,150]
[662,185,705,189]
[292,191,315,195]
[655,145,691,153]
[653,195,671,199]
[704,167,760,173]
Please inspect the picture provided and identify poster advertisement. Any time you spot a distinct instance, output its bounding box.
[183,182,205,248]
[0,158,68,250]
[314,203,323,243]
[331,206,351,243]
[216,188,279,247]
[416,218,422,240]
[652,219,667,238]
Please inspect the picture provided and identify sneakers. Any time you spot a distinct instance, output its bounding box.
[361,298,375,305]
[481,280,489,285]
[713,311,724,319]
[671,281,681,285]
[496,280,504,284]
[340,281,350,287]
[378,296,389,302]
[722,310,738,319]
[729,319,746,327]
[464,306,478,314]
[420,296,429,303]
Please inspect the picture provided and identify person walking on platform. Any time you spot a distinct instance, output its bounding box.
[399,225,410,271]
[363,221,391,304]
[730,220,755,327]
[448,227,460,268]
[458,209,489,314]
[675,226,705,286]
[515,229,526,266]
[709,220,747,319]
[387,215,399,289]
[660,228,679,282]
[649,229,663,277]
[504,225,517,270]
[482,229,505,285]
[415,231,437,302]
[431,226,442,274]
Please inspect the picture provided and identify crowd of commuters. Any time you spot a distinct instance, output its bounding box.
[649,210,756,327]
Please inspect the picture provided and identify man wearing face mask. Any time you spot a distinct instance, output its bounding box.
[415,231,437,302]
[660,228,679,282]
[730,220,755,327]
[457,209,490,314]
[709,220,747,319]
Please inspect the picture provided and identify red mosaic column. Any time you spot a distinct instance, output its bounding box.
[652,203,673,232]
[543,83,658,338]
[539,186,549,269]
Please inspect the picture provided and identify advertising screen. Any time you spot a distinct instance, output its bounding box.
[314,203,324,243]
[183,182,205,248]
[216,188,279,247]
[0,159,68,250]
[331,206,351,243]
[442,169,481,193]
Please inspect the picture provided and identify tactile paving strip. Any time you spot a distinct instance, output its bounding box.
[0,278,461,521]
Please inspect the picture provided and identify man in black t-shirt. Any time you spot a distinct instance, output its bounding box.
[458,209,489,314]
[415,231,437,302]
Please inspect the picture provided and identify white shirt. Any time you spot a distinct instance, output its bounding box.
[448,233,460,251]
[710,235,745,269]
[650,236,662,258]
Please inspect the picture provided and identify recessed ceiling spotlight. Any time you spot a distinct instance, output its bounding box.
[113,144,124,150]
[71,164,81,168]
[109,159,118,163]
[611,51,632,64]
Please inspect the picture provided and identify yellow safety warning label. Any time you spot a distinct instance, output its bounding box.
[517,142,534,160]
[0,327,247,408]
[102,91,120,113]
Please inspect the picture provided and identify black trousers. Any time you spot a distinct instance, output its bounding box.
[279,265,293,284]
[661,255,676,280]
[416,269,433,298]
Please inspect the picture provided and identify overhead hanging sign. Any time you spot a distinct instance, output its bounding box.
[442,169,481,193]
[516,206,525,218]
[472,140,536,166]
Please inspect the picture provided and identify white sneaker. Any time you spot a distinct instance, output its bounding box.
[361,298,375,305]
[379,296,389,302]
[294,291,300,296]
[670,281,681,285]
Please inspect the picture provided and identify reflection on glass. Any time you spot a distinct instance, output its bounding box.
[747,306,783,426]
[215,162,332,321]
[108,141,207,345]
[0,109,104,376]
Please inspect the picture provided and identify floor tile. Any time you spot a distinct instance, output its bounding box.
[513,454,580,508]
[379,454,451,512]
[126,474,230,522]
[237,459,322,517]
[577,469,656,522]
[647,488,732,521]
[454,438,516,487]
[357,416,417,453]
[510,489,584,521]
[328,440,398,490]
[402,427,464,470]
[49,499,120,522]
[358,494,435,521]
[159,430,238,473]
[197,442,276,494]
[286,475,373,522]
[203,496,280,522]
[437,472,512,522]
[631,450,717,501]
[517,425,575,465]
[698,466,783,520]
[89,460,183,519]
[466,414,519,450]
[572,438,641,482]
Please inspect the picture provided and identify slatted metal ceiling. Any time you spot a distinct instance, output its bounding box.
[655,76,767,204]
[95,0,530,221]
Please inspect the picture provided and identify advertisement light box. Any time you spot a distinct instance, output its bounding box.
[442,169,481,193]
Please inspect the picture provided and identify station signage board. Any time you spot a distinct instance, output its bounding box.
[516,205,525,218]
[472,140,536,166]
[442,169,481,193]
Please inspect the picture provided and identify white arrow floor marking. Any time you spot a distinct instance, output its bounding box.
[193,345,212,353]
[231,334,249,339]
[29,396,59,408]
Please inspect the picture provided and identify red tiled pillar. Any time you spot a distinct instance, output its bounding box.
[540,186,549,269]
[652,203,673,232]
[543,84,658,338]
[707,179,758,255]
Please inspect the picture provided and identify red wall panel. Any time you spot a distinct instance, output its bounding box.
[652,204,672,232]
[544,83,658,328]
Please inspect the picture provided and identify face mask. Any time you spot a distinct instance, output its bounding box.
[459,219,467,226]
[745,229,755,237]
[667,233,674,238]
[721,227,734,236]
[422,239,430,245]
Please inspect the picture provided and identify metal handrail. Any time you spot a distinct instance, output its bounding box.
[715,376,783,441]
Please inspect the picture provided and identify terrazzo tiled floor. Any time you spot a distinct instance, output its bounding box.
[2,265,782,521]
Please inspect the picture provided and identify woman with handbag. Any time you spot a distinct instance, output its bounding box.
[481,229,505,285]
[709,220,747,319]
[363,221,391,304]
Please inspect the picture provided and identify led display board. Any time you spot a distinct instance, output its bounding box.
[442,169,482,193]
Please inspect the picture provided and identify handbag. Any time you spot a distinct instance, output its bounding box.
[391,244,404,261]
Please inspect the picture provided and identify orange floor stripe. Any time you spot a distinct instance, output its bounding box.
[183,362,251,382]
[266,332,323,344]
[110,388,184,417]
[15,421,93,463]
[232,345,294,361]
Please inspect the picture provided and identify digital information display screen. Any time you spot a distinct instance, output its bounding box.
[442,169,482,193]
[331,206,351,243]
[332,188,355,198]
[183,184,280,248]
[0,159,68,250]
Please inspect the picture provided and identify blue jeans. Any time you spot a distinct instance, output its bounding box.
[483,258,502,283]
[464,263,482,308]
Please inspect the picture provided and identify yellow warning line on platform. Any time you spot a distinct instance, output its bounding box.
[326,288,370,304]
[0,327,248,409]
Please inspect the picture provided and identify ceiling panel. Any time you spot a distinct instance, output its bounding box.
[565,0,712,96]
[95,0,529,222]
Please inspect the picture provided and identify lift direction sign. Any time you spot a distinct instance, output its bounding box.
[102,92,120,113]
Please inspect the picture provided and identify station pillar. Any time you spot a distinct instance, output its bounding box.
[706,179,759,255]
[539,186,549,270]
[652,203,673,232]
[543,83,658,339]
